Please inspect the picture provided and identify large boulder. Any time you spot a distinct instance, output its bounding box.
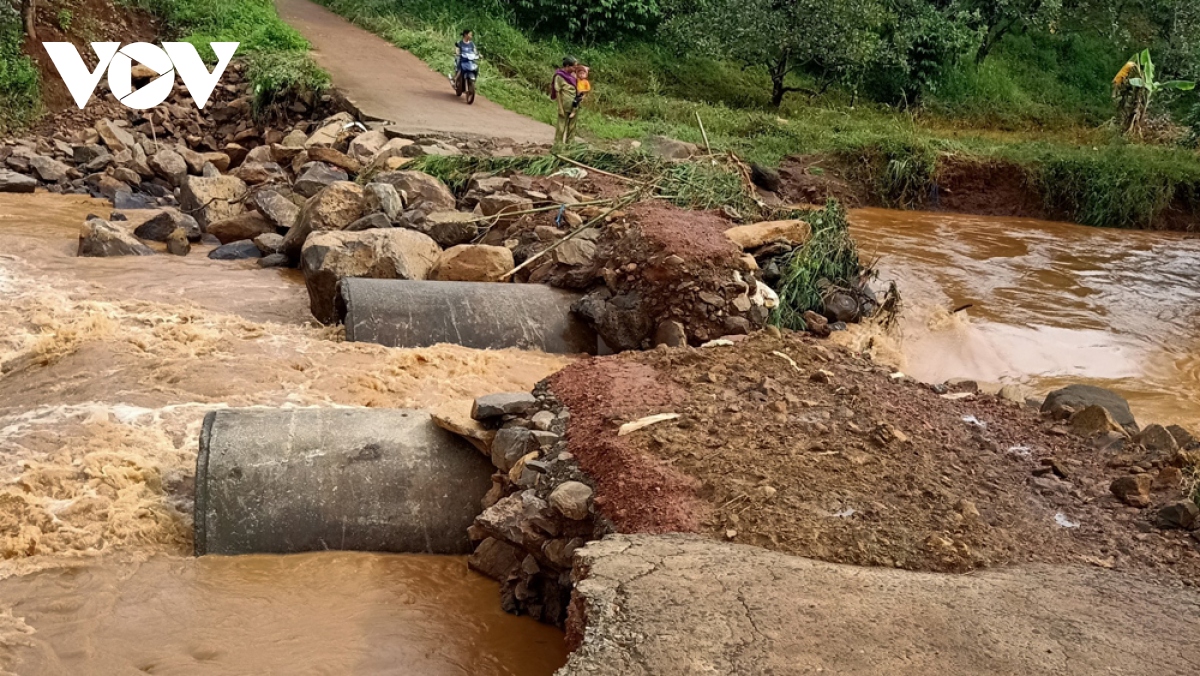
[424,211,479,248]
[208,212,276,245]
[479,193,533,227]
[78,218,154,257]
[282,181,365,260]
[300,228,440,323]
[375,170,456,212]
[1043,385,1138,434]
[250,188,301,230]
[95,120,136,153]
[348,129,388,162]
[148,149,188,186]
[180,175,248,229]
[295,162,349,198]
[30,155,71,182]
[0,170,37,193]
[431,244,514,282]
[363,182,405,221]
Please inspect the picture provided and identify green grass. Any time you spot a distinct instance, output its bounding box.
[122,0,328,115]
[0,7,40,133]
[407,147,759,213]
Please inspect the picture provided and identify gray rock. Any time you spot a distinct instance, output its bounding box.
[73,144,107,164]
[1157,501,1200,530]
[134,208,201,242]
[655,320,687,348]
[78,218,155,257]
[531,410,556,431]
[348,129,389,162]
[81,153,114,173]
[30,155,71,182]
[424,211,478,248]
[294,162,348,198]
[1043,385,1138,434]
[112,190,153,210]
[251,188,301,230]
[472,392,538,420]
[489,427,539,472]
[208,240,262,260]
[95,119,136,153]
[257,253,289,268]
[549,481,593,520]
[345,212,393,232]
[148,149,188,186]
[375,170,456,212]
[0,170,37,193]
[253,232,285,255]
[363,182,405,221]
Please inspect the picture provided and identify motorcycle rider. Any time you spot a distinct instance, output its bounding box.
[452,29,477,88]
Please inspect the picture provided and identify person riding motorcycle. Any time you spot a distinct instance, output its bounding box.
[452,29,478,87]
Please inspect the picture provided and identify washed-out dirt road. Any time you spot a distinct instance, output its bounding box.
[275,0,555,144]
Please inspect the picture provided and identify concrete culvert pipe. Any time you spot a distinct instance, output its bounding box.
[337,278,598,354]
[195,408,494,556]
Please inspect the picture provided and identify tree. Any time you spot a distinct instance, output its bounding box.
[665,0,886,107]
[1113,48,1195,136]
[956,0,1063,63]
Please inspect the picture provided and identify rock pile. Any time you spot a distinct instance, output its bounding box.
[432,389,607,626]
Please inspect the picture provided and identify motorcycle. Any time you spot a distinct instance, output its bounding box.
[452,52,480,104]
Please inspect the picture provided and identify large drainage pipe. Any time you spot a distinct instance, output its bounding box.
[195,408,493,556]
[337,278,598,354]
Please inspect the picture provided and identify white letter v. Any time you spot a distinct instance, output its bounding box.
[43,42,120,109]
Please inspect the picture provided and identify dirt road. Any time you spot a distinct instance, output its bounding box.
[275,0,554,144]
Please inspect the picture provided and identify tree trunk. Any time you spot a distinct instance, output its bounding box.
[769,49,790,108]
[21,0,36,41]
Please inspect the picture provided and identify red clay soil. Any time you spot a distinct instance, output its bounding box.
[552,332,1200,581]
[23,0,163,114]
[549,360,705,533]
[933,157,1048,219]
[625,201,739,263]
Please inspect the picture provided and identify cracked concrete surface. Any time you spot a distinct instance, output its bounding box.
[560,534,1200,675]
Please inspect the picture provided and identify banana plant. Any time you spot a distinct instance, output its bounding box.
[1114,49,1196,137]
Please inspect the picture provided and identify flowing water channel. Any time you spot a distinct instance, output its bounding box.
[849,208,1200,431]
[0,193,570,674]
[3,193,1200,673]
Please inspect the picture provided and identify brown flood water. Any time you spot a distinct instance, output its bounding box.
[849,208,1200,430]
[0,193,571,674]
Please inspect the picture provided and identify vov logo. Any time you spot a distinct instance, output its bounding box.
[43,42,240,111]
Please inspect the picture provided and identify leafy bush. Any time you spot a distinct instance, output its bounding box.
[771,201,863,331]
[503,0,664,42]
[0,5,39,132]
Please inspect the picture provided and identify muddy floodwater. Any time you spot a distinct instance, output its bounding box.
[0,193,571,674]
[0,553,568,675]
[850,208,1200,430]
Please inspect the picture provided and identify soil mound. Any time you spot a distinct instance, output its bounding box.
[551,332,1200,579]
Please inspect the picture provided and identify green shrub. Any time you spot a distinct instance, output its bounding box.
[771,201,863,331]
[0,6,40,132]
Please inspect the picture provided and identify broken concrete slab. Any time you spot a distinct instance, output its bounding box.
[562,534,1200,676]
